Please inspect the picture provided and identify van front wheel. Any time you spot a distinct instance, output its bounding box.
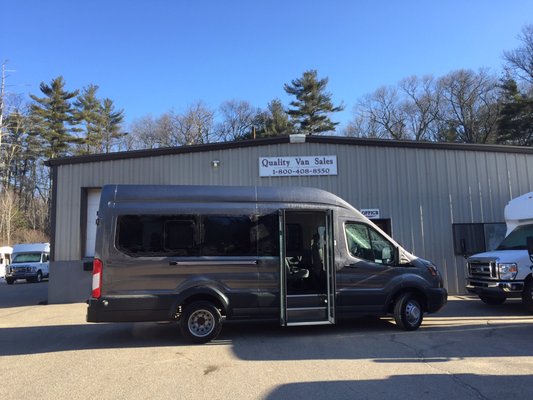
[393,293,423,331]
[179,301,222,344]
[522,280,533,314]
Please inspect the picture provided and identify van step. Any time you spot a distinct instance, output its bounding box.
[286,307,329,323]
[287,293,327,308]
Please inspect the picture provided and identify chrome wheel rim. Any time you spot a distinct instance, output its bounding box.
[188,309,215,337]
[405,301,421,326]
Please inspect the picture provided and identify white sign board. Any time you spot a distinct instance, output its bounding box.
[259,156,337,177]
[361,209,380,219]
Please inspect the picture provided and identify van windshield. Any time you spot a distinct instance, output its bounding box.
[497,224,533,250]
[12,253,42,263]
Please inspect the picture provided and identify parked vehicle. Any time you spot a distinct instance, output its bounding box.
[466,192,533,312]
[87,185,447,343]
[0,246,13,279]
[5,243,50,284]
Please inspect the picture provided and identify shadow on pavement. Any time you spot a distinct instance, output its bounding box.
[264,374,533,400]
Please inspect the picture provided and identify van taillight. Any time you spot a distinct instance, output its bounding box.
[92,258,103,299]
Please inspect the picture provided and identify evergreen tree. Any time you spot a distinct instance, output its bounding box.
[257,99,294,137]
[75,84,104,154]
[29,76,80,159]
[496,78,533,146]
[284,70,344,135]
[100,98,125,153]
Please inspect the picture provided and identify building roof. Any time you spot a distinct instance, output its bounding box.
[45,134,533,167]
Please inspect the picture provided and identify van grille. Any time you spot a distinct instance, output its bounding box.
[468,261,497,279]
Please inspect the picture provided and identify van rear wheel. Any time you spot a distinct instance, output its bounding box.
[179,301,222,344]
[393,293,423,331]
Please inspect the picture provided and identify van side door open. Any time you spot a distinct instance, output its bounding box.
[279,210,335,326]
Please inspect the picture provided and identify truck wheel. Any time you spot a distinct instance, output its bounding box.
[522,280,533,313]
[179,301,222,344]
[35,271,43,283]
[6,278,14,285]
[479,295,506,305]
[393,293,423,331]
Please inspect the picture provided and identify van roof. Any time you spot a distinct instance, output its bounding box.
[104,184,358,212]
[12,243,50,254]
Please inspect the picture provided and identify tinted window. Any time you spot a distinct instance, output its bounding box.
[202,216,252,256]
[117,215,198,256]
[116,213,279,257]
[345,222,395,265]
[256,214,279,256]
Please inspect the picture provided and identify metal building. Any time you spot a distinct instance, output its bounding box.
[46,134,533,303]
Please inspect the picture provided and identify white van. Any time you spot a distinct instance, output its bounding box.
[466,192,533,312]
[5,243,50,284]
[0,246,13,279]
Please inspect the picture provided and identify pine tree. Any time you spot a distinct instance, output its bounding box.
[100,98,125,153]
[260,99,293,137]
[29,76,80,159]
[496,78,533,146]
[74,84,104,155]
[284,70,344,135]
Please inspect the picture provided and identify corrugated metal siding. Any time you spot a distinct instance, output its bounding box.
[53,142,533,294]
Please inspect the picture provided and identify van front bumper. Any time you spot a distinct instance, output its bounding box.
[426,288,448,313]
[466,279,524,299]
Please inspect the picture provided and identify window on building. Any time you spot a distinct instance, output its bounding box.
[452,223,506,256]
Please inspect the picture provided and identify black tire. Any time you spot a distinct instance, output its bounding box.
[35,271,43,283]
[522,280,533,313]
[179,301,222,344]
[6,278,14,285]
[393,293,424,331]
[479,295,506,305]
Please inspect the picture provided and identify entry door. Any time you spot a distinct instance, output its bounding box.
[279,209,335,326]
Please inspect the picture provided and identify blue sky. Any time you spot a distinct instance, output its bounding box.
[2,0,533,130]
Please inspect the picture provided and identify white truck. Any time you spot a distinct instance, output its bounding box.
[0,246,13,279]
[4,243,50,285]
[466,192,533,312]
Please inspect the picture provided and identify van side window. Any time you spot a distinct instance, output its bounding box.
[202,216,253,256]
[116,215,199,256]
[345,222,395,265]
[256,214,279,256]
[165,220,196,253]
[116,213,280,257]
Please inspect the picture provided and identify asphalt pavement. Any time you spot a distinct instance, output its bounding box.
[1,280,532,400]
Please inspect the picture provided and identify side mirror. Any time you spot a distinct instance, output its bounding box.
[527,236,533,263]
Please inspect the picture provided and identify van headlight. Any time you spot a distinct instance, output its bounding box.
[498,263,518,280]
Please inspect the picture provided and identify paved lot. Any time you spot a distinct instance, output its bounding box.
[1,280,533,400]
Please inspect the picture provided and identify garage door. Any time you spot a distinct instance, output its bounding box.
[85,189,101,258]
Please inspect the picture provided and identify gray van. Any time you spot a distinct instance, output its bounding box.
[87,185,447,343]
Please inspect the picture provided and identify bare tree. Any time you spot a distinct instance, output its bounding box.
[354,86,408,139]
[0,190,20,245]
[216,100,260,141]
[503,24,533,86]
[399,75,441,141]
[175,101,215,145]
[128,115,161,150]
[437,69,500,143]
